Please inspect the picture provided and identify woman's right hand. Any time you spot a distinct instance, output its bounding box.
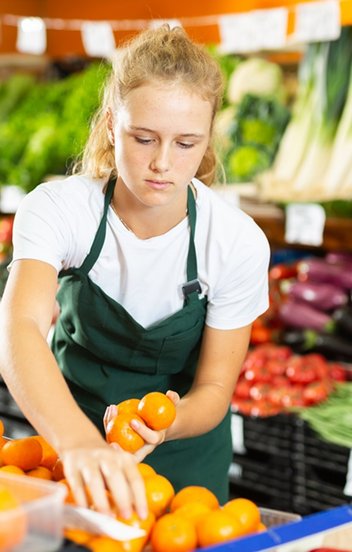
[60,438,148,519]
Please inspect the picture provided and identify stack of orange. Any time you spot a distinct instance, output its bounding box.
[105,392,176,453]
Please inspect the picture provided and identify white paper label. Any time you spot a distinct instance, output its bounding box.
[292,0,341,43]
[231,413,246,454]
[219,8,288,54]
[285,203,326,246]
[343,449,352,497]
[16,17,46,55]
[81,22,116,58]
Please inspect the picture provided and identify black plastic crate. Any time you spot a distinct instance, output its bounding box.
[292,418,352,514]
[238,412,295,456]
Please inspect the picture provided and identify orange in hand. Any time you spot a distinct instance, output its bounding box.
[106,413,146,453]
[170,485,219,513]
[117,398,140,415]
[0,437,43,471]
[222,497,261,534]
[151,512,197,552]
[137,392,176,431]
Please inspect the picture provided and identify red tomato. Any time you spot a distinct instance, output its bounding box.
[231,398,256,416]
[249,400,282,417]
[249,383,271,401]
[303,381,331,405]
[244,365,272,383]
[286,356,317,384]
[304,353,329,379]
[328,363,347,382]
[266,359,287,376]
[269,263,298,281]
[233,378,252,399]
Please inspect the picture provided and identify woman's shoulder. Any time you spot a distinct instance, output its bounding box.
[193,178,267,238]
[17,175,106,221]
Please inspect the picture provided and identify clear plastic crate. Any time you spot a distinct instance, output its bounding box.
[0,472,67,552]
[260,506,301,528]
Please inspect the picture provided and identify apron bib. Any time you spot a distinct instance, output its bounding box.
[52,178,232,503]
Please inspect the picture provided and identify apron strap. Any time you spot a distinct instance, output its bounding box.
[183,184,201,305]
[80,177,116,275]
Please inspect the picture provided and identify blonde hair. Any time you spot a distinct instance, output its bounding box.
[75,25,224,186]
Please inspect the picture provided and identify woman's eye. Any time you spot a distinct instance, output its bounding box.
[135,137,153,145]
[178,142,194,149]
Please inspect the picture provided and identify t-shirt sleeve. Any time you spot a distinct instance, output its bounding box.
[205,219,270,330]
[10,184,72,272]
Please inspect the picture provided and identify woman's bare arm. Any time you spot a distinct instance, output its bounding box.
[0,259,147,518]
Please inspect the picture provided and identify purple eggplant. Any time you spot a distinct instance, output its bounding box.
[332,305,352,337]
[280,329,352,362]
[278,299,334,332]
[325,251,352,265]
[283,280,348,311]
[298,258,352,290]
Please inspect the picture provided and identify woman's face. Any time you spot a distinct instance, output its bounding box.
[110,81,213,209]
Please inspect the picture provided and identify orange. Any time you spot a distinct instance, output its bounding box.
[64,527,94,545]
[0,465,25,475]
[196,509,246,547]
[257,522,267,532]
[137,392,176,431]
[117,398,140,415]
[106,413,146,453]
[58,479,76,504]
[0,483,28,550]
[137,463,156,479]
[117,510,155,552]
[52,458,65,481]
[0,436,8,450]
[0,437,43,471]
[88,536,124,551]
[0,420,4,437]
[170,486,219,513]
[151,512,197,552]
[27,466,53,480]
[144,474,175,518]
[31,435,59,470]
[173,501,212,526]
[222,497,261,534]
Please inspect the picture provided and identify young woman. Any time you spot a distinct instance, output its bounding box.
[0,25,270,518]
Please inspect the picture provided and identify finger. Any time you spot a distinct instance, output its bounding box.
[130,419,161,445]
[133,443,155,463]
[81,464,111,514]
[166,389,180,405]
[101,459,134,519]
[123,458,148,519]
[64,464,89,509]
[103,405,117,431]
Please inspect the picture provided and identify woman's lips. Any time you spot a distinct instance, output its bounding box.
[145,179,171,189]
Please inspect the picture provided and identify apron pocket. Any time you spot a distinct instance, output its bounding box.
[157,317,205,375]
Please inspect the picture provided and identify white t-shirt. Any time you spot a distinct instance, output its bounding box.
[11,175,270,329]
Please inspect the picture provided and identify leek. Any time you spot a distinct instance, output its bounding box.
[292,28,352,196]
[323,63,352,198]
[268,43,319,185]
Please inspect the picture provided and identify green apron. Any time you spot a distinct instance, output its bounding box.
[51,177,232,503]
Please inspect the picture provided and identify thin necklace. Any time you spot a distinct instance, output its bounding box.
[110,201,133,232]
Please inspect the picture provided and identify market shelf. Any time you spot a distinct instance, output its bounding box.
[238,194,352,253]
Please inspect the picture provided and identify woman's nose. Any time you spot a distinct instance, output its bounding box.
[150,145,170,173]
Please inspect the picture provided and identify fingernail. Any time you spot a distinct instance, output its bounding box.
[139,507,148,520]
[121,508,132,520]
[131,420,140,429]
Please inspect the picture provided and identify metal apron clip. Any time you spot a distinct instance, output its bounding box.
[182,279,202,298]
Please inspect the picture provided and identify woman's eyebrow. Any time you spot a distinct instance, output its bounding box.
[129,125,205,138]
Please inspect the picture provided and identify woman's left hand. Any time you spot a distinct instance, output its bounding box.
[103,390,180,461]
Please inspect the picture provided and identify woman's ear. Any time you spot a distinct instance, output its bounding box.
[106,108,115,146]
